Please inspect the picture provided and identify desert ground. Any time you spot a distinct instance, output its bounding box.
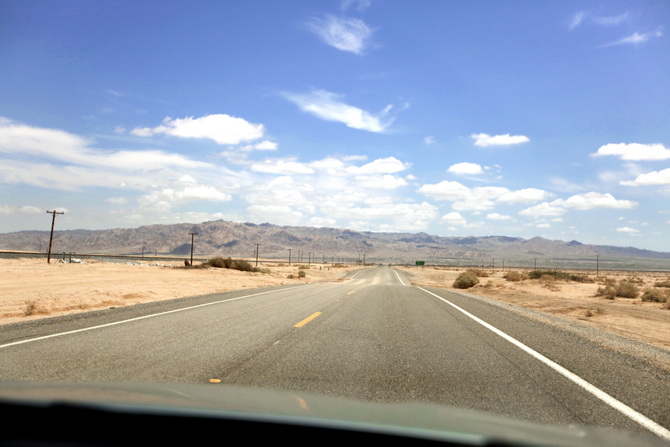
[1,258,668,353]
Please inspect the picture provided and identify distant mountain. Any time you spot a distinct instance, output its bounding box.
[1,219,669,267]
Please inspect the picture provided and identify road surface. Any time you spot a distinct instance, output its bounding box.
[1,267,669,439]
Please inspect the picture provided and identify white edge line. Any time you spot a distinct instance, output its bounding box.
[417,286,670,441]
[0,286,305,350]
[390,268,407,286]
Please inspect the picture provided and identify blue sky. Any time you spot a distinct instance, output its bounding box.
[1,0,669,250]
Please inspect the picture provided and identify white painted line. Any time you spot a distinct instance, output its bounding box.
[390,268,407,286]
[0,286,305,350]
[418,286,670,441]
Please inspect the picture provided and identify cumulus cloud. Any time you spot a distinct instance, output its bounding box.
[558,192,637,210]
[0,204,43,214]
[470,133,530,147]
[282,89,396,133]
[447,162,483,176]
[131,114,265,145]
[306,15,373,55]
[519,202,566,217]
[486,213,512,221]
[418,181,549,210]
[497,188,553,204]
[347,156,409,174]
[621,168,670,186]
[441,212,467,226]
[250,158,316,175]
[591,143,670,161]
[519,192,636,217]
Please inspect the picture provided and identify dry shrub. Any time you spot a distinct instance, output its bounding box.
[595,285,617,300]
[298,270,306,278]
[468,269,489,278]
[616,281,639,298]
[641,288,668,303]
[453,271,479,289]
[504,271,526,282]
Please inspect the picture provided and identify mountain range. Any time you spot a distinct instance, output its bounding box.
[1,220,669,270]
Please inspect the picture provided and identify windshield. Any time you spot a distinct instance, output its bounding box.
[1,1,669,445]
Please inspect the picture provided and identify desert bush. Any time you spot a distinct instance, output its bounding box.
[298,265,310,270]
[297,270,306,278]
[654,281,670,288]
[453,271,479,289]
[528,270,592,283]
[504,271,526,282]
[616,281,639,298]
[595,285,617,299]
[641,288,668,303]
[206,257,261,273]
[467,269,489,278]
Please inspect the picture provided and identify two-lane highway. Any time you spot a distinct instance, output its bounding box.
[1,267,669,439]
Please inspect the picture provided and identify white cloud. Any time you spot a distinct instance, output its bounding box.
[519,202,566,217]
[250,158,315,175]
[441,212,467,226]
[593,12,629,26]
[601,30,663,47]
[486,213,512,221]
[131,114,265,145]
[424,136,435,145]
[347,156,409,174]
[139,184,231,211]
[592,143,670,161]
[615,226,640,234]
[107,197,129,205]
[447,162,483,176]
[306,15,373,55]
[519,192,636,217]
[569,11,586,31]
[239,140,278,151]
[418,180,471,201]
[418,181,548,210]
[355,174,408,190]
[621,168,670,186]
[282,89,395,133]
[497,188,552,204]
[470,133,530,147]
[558,192,637,210]
[0,204,42,214]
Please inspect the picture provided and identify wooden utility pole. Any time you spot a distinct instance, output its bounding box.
[189,232,198,266]
[288,249,292,266]
[255,244,261,267]
[46,210,64,264]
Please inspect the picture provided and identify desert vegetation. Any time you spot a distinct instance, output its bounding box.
[204,257,270,273]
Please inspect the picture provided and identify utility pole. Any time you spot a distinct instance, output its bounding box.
[46,210,64,264]
[288,249,292,266]
[189,232,198,266]
[255,243,260,267]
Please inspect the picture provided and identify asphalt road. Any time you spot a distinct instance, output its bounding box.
[1,267,669,439]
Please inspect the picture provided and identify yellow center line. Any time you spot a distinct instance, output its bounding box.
[294,312,322,327]
[347,291,355,295]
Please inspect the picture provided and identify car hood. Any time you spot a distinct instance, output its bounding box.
[0,381,666,447]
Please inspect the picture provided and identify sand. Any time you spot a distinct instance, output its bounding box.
[0,257,354,325]
[398,266,670,351]
[1,258,668,354]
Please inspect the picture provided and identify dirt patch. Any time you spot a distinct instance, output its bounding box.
[0,258,356,325]
[399,266,670,351]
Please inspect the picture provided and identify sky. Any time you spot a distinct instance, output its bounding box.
[1,0,669,251]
